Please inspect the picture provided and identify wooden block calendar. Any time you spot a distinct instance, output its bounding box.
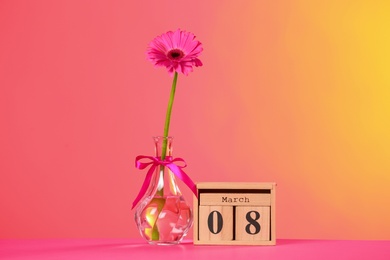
[193,182,276,245]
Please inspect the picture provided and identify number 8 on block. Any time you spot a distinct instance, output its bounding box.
[235,206,270,241]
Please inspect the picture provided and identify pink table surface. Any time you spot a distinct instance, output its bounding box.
[0,239,389,260]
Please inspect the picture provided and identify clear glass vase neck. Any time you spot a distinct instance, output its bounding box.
[153,136,173,158]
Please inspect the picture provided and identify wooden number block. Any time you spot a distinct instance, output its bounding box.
[199,206,233,241]
[235,206,270,241]
[193,182,276,246]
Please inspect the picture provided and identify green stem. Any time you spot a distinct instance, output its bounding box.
[156,72,178,195]
[150,197,165,241]
[161,71,178,160]
[152,72,178,240]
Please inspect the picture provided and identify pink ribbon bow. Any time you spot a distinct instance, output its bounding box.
[132,155,197,209]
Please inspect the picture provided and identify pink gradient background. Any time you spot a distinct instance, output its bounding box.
[1,0,389,240]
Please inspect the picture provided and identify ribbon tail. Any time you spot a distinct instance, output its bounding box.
[131,165,156,209]
[167,164,198,198]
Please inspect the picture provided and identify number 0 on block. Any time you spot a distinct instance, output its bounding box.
[193,182,276,245]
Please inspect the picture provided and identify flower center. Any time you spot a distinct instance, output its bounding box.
[167,49,184,60]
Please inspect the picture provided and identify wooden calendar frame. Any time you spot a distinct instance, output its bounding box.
[193,182,276,245]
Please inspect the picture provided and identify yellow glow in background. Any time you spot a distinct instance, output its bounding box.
[213,0,390,239]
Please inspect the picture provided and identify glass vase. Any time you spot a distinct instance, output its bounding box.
[134,136,193,245]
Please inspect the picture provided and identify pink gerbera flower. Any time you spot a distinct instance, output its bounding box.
[147,29,203,76]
